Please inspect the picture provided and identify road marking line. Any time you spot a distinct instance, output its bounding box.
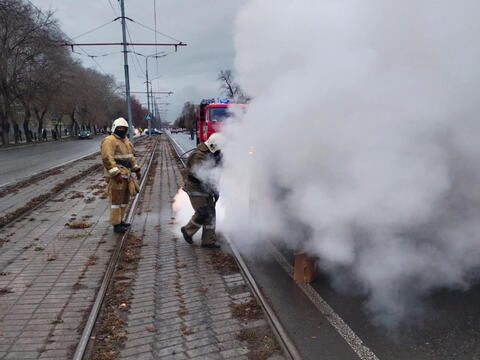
[265,242,380,360]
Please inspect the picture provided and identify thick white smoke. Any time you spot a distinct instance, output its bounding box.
[219,0,480,326]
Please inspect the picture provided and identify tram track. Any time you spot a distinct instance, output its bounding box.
[72,138,159,360]
[0,136,159,360]
[166,132,302,360]
[0,136,152,231]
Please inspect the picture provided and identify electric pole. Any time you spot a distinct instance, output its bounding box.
[119,0,134,142]
[145,61,151,135]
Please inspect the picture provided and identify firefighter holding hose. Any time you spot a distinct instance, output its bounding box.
[181,133,224,249]
[101,117,141,233]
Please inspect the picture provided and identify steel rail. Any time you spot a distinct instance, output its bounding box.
[73,139,158,360]
[0,136,148,230]
[0,135,146,189]
[166,132,301,360]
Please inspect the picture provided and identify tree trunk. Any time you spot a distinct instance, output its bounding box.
[58,115,63,138]
[70,111,79,136]
[1,121,9,146]
[0,99,12,145]
[34,106,47,142]
[13,122,20,144]
[37,120,43,141]
[22,105,32,142]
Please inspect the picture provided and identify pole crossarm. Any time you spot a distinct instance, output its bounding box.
[60,42,187,51]
[124,91,174,94]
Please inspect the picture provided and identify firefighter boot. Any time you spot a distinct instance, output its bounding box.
[181,227,193,244]
[201,243,221,249]
[113,224,127,234]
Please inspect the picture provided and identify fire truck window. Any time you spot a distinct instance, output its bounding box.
[209,108,230,122]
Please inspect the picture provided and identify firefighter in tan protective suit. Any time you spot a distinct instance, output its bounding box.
[101,118,141,233]
[181,133,224,249]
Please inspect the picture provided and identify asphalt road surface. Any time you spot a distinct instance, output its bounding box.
[0,136,105,186]
[167,130,196,155]
[172,133,480,360]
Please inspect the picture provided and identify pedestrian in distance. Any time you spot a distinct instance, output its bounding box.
[181,133,224,249]
[101,118,141,233]
[42,129,47,141]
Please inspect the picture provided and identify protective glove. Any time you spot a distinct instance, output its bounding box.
[135,171,141,181]
[213,190,220,203]
[114,174,123,184]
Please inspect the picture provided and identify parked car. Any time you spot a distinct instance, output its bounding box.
[78,130,92,139]
[142,128,162,135]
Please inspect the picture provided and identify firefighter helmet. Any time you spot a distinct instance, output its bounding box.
[112,117,129,132]
[204,133,225,153]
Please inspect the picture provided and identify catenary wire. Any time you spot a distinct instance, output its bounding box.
[76,46,107,74]
[131,19,183,44]
[125,23,145,80]
[107,0,119,17]
[72,19,117,40]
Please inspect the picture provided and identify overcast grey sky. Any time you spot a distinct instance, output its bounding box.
[29,0,246,123]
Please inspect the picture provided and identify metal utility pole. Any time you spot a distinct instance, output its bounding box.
[120,0,134,142]
[145,61,151,135]
[130,52,168,136]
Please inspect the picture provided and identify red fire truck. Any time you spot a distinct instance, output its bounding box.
[195,99,247,144]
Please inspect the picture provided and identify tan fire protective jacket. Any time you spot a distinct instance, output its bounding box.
[101,134,140,178]
[183,142,218,195]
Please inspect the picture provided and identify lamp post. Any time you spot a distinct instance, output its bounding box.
[131,51,167,135]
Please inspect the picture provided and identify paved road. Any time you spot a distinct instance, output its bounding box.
[171,135,480,360]
[168,131,196,155]
[0,137,105,187]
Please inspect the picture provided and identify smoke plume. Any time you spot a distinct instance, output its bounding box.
[218,0,480,326]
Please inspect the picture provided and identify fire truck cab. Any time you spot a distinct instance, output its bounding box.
[196,99,246,144]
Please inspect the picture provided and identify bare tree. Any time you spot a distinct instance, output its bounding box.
[217,70,249,103]
[0,0,149,145]
[174,102,196,129]
[0,0,58,144]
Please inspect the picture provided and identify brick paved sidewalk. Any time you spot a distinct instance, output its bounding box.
[98,138,286,360]
[0,140,154,360]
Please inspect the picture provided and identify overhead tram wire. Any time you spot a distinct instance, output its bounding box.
[125,23,147,85]
[131,19,183,43]
[107,0,119,17]
[76,46,108,74]
[153,0,160,104]
[72,19,117,40]
[74,50,123,58]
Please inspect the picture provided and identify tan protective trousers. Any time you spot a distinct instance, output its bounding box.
[184,192,216,245]
[107,178,130,225]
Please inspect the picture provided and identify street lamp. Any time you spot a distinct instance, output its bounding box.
[130,51,168,135]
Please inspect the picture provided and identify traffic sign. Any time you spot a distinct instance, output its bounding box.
[145,113,152,121]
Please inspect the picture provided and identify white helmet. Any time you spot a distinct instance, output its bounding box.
[204,133,225,153]
[112,117,129,132]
